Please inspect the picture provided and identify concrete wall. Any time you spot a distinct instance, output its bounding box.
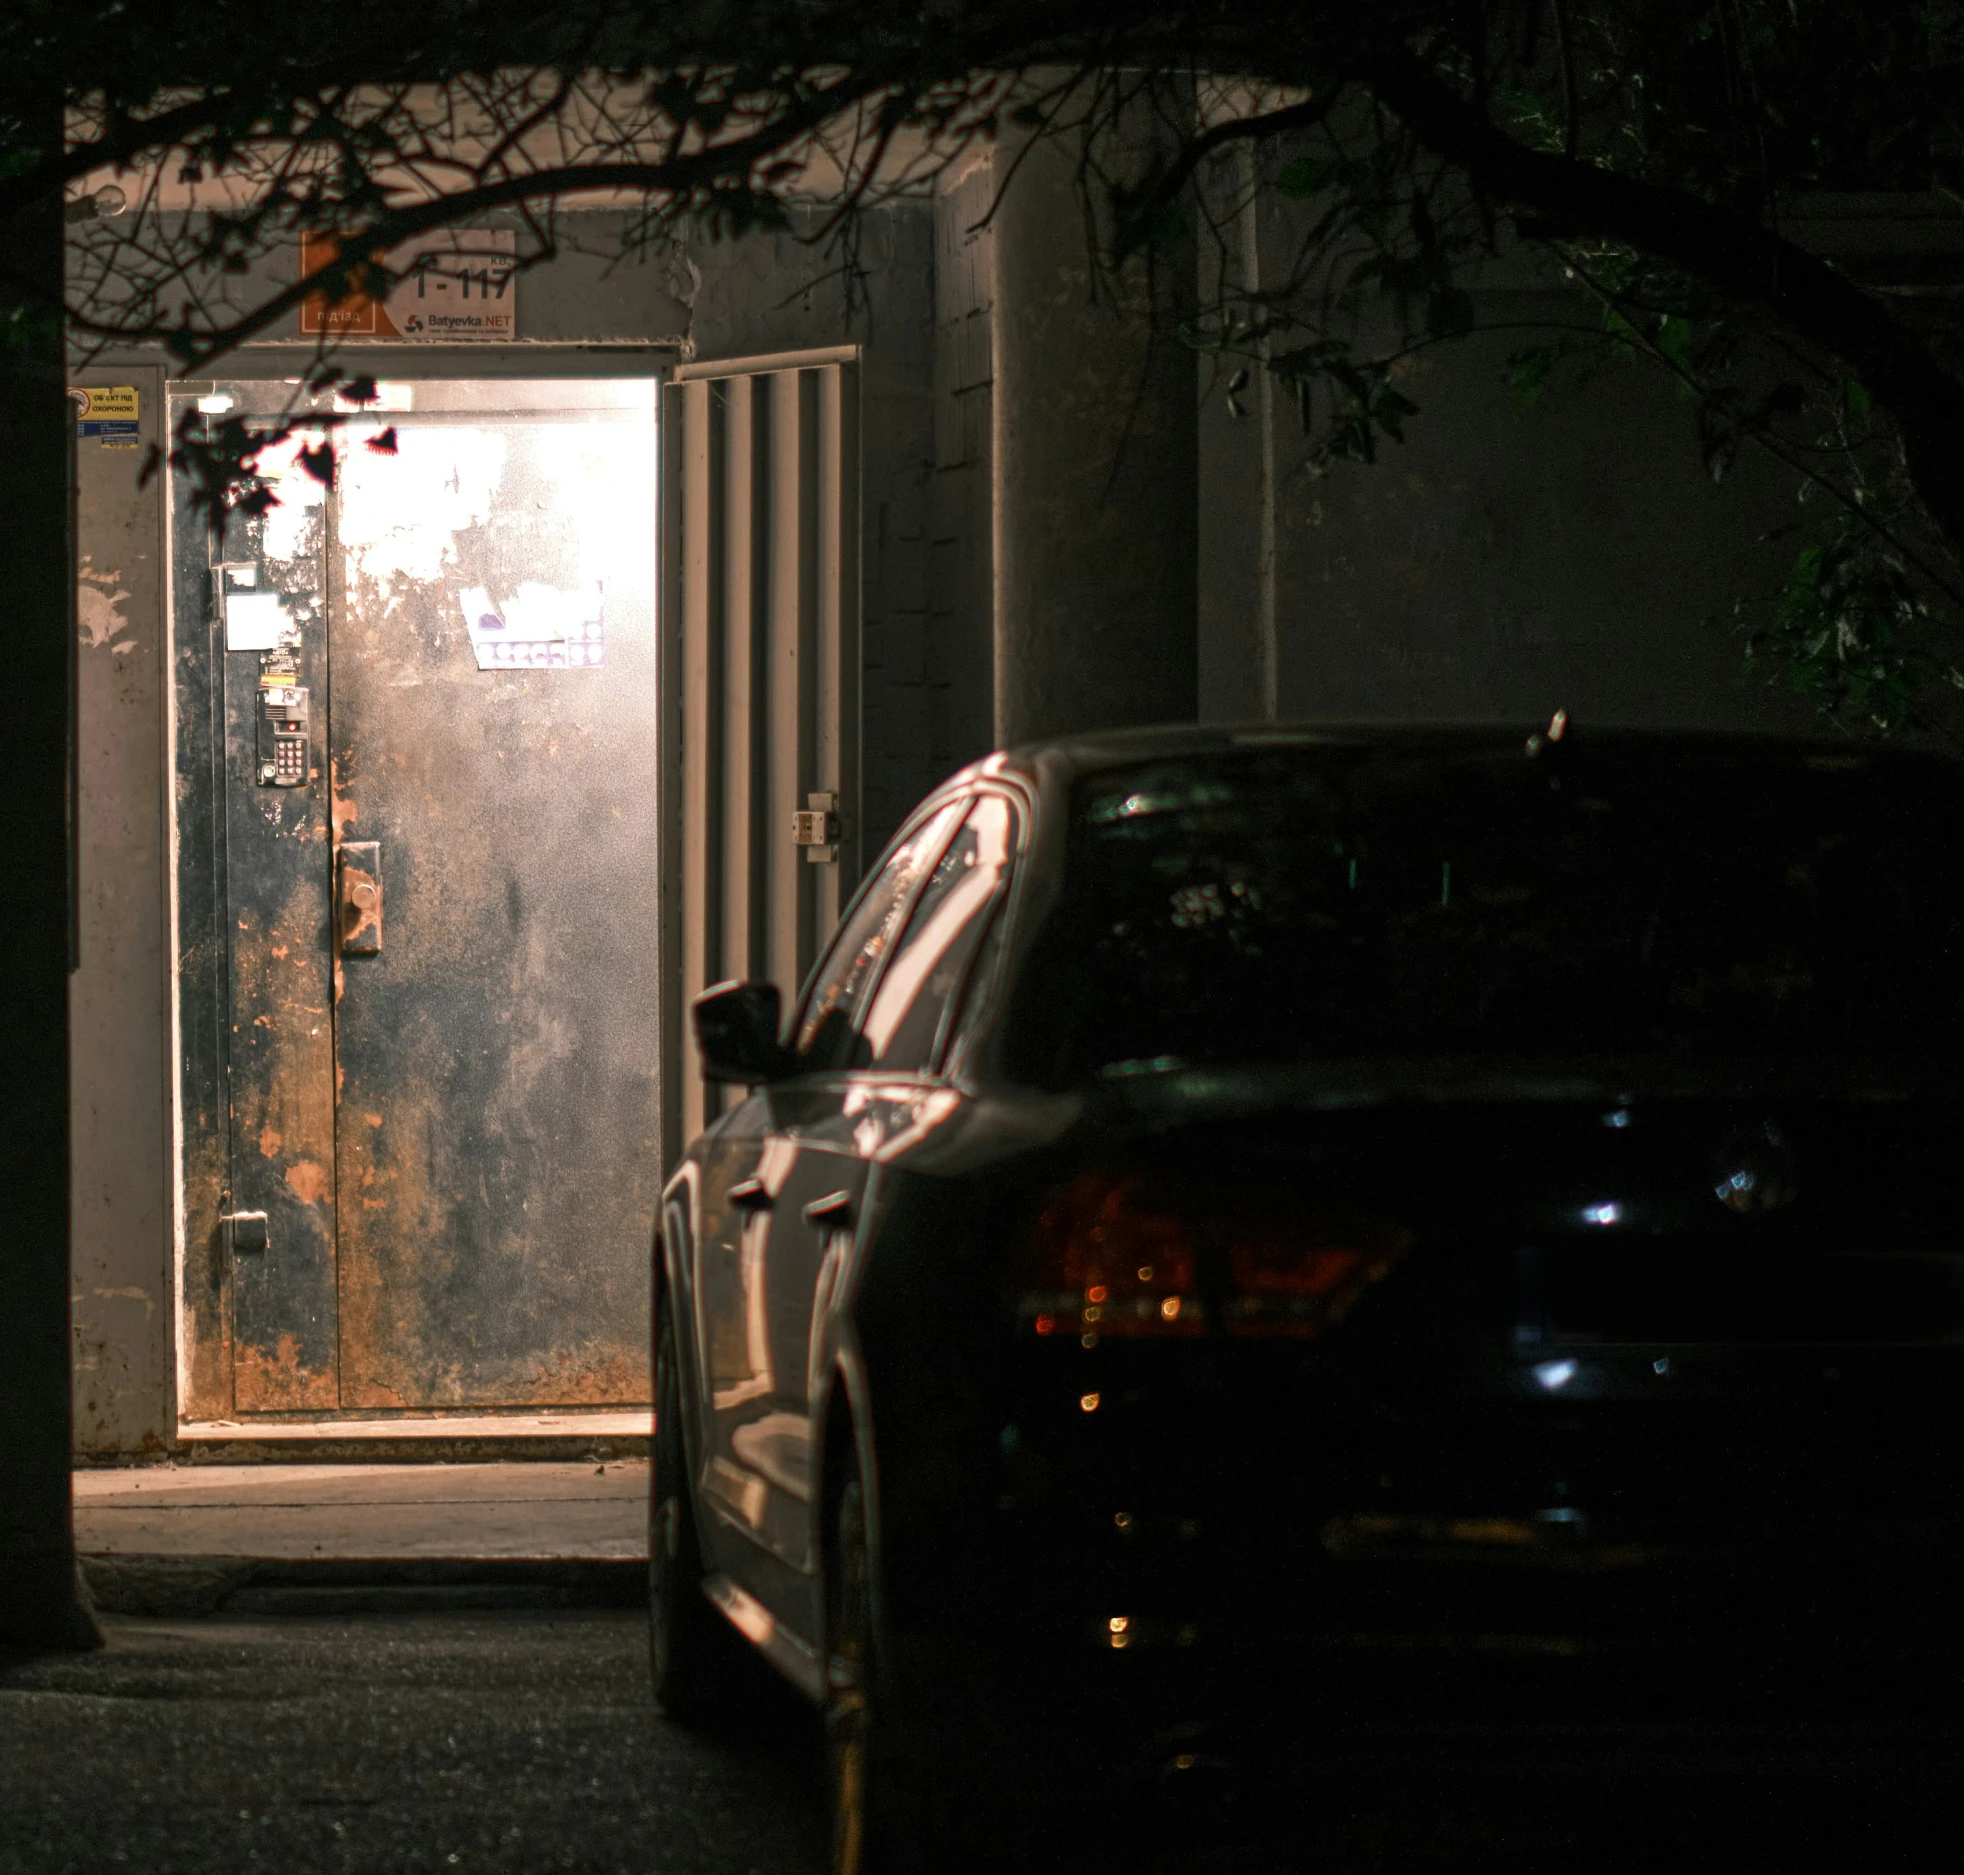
[1197,312,1821,733]
[990,117,1199,745]
[70,366,176,1460]
[926,154,1000,786]
[1195,168,1823,734]
[1268,316,1816,730]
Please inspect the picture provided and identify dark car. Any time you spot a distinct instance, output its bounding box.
[650,723,1964,1870]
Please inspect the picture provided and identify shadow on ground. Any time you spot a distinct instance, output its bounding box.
[4,1610,1958,1873]
[0,1610,821,1875]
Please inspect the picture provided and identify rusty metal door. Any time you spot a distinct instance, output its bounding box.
[201,464,342,1411]
[186,377,662,1413]
[328,381,661,1408]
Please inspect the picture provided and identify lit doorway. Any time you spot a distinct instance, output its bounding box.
[170,377,660,1417]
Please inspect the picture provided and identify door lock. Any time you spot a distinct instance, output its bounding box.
[337,842,383,953]
[256,681,310,787]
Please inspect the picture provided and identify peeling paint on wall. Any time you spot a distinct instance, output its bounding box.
[77,555,132,650]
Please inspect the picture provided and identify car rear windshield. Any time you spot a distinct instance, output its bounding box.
[1003,740,1964,1086]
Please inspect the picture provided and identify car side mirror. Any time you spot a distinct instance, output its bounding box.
[692,980,793,1085]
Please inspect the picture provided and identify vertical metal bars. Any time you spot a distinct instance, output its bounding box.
[659,358,861,1164]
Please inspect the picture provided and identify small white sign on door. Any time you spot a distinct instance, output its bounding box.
[459,582,605,670]
[225,592,289,651]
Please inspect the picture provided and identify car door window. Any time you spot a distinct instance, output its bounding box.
[859,794,1019,1072]
[939,886,1012,1072]
[794,802,965,1066]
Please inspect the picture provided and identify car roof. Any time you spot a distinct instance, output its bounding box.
[926,719,1964,1090]
[950,719,1961,795]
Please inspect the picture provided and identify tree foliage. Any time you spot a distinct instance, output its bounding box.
[9,1,1964,730]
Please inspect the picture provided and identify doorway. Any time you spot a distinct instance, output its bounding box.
[172,377,661,1416]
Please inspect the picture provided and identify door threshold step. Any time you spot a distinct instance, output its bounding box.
[179,1411,652,1440]
[163,1411,652,1464]
[80,1554,646,1620]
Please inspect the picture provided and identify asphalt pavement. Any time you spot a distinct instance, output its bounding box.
[4,1607,1960,1874]
[0,1610,821,1875]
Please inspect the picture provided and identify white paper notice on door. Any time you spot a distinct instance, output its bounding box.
[459,582,604,670]
[225,592,289,651]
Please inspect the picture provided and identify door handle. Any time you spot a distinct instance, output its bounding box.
[802,1190,854,1229]
[729,1176,774,1212]
[337,842,383,954]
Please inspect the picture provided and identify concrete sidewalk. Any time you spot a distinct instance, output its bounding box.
[74,1461,649,1561]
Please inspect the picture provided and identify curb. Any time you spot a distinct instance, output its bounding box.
[79,1554,647,1619]
[75,1437,650,1468]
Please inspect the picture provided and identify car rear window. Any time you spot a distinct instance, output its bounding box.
[1003,741,1964,1085]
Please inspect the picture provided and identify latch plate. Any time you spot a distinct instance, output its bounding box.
[793,791,841,864]
[221,1211,270,1257]
[338,842,383,954]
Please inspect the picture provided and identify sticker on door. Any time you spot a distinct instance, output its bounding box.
[459,580,604,669]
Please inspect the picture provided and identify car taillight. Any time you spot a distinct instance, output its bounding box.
[1020,1170,1203,1341]
[1017,1169,1408,1342]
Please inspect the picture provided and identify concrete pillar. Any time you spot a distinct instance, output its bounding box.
[70,365,174,1460]
[0,107,100,1654]
[990,94,1198,746]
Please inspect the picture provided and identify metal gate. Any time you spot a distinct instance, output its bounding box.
[658,352,862,1164]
